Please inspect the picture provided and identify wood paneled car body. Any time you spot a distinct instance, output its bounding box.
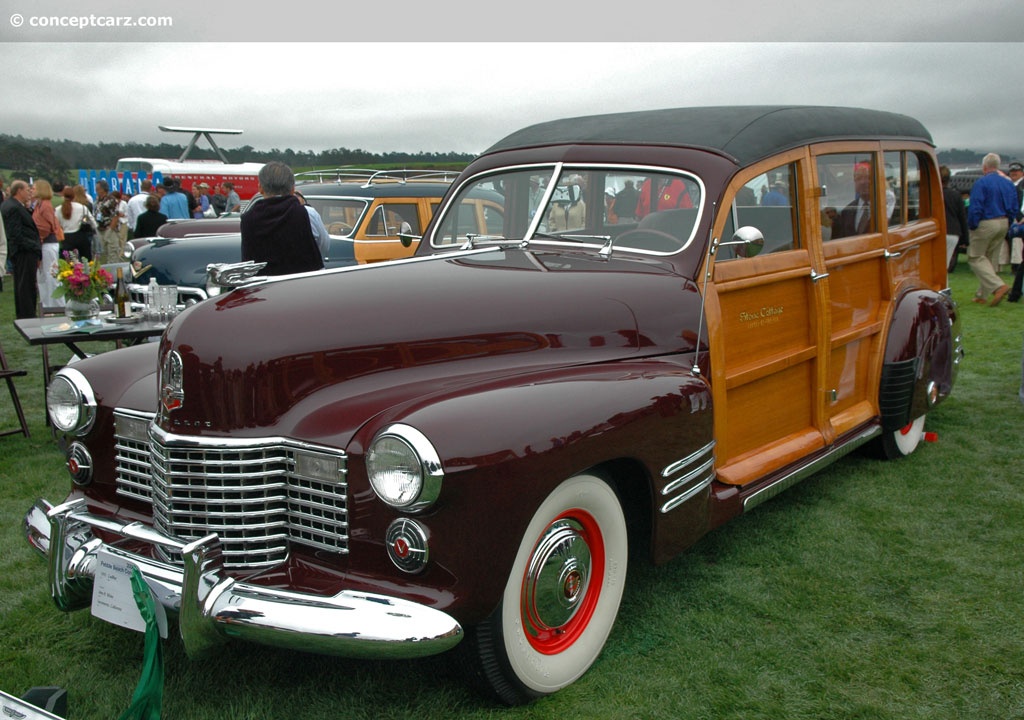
[25,106,962,704]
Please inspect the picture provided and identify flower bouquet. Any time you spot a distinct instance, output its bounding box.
[52,251,114,320]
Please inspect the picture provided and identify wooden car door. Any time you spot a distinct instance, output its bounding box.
[813,147,891,440]
[705,152,832,486]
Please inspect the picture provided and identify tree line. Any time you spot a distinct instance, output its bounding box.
[0,134,477,184]
[0,133,1010,185]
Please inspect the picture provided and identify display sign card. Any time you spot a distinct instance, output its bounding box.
[0,690,65,720]
[91,549,168,638]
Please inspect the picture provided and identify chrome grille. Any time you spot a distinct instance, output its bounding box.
[113,411,348,570]
[115,413,155,503]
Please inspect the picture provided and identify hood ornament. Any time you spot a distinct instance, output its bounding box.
[161,350,184,413]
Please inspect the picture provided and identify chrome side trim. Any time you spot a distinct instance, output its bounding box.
[742,427,881,512]
[661,441,716,478]
[659,441,716,514]
[25,499,463,660]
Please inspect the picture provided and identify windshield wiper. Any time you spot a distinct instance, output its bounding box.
[461,233,527,250]
[531,232,611,244]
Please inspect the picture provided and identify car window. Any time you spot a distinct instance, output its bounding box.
[718,162,800,261]
[432,167,702,254]
[306,198,368,237]
[885,151,922,226]
[818,153,877,240]
[366,203,420,236]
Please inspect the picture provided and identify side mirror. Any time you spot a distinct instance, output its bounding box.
[398,233,420,249]
[725,226,765,258]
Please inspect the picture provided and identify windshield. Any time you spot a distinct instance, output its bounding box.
[432,166,702,254]
[302,197,369,237]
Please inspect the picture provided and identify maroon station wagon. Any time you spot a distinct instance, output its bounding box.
[25,106,962,704]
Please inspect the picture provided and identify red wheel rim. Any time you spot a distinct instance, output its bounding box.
[520,509,605,655]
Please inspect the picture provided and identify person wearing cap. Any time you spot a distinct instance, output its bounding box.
[159,177,190,220]
[761,180,789,206]
[191,182,211,218]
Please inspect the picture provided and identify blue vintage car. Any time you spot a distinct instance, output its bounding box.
[127,170,491,304]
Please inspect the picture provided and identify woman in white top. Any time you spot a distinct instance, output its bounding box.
[59,185,97,261]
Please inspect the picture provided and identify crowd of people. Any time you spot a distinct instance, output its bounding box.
[0,174,263,319]
[1,162,331,320]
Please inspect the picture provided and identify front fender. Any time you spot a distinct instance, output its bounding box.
[349,359,713,623]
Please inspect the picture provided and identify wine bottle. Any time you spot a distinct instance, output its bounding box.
[114,267,131,319]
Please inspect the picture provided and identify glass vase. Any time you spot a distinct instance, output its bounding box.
[64,298,100,321]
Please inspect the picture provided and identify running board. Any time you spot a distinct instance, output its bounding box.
[741,426,882,512]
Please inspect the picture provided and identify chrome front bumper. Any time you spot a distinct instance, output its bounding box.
[24,498,463,659]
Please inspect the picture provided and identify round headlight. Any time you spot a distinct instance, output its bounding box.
[47,368,96,435]
[366,424,443,511]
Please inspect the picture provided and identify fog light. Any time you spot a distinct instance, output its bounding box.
[66,442,93,486]
[386,518,429,574]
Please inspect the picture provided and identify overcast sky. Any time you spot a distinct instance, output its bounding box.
[3,0,1024,160]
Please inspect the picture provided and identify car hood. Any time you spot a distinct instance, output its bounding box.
[133,235,243,287]
[158,248,699,441]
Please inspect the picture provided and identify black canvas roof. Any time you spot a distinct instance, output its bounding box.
[486,106,933,165]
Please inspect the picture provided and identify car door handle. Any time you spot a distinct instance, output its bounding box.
[884,249,902,259]
[810,269,829,282]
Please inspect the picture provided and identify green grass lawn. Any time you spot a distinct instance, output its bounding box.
[1,262,1022,719]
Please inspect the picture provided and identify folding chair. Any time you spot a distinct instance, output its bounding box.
[0,339,30,438]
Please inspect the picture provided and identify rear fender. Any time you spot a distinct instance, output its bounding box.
[880,289,959,430]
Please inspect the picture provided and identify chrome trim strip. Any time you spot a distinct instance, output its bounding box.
[662,457,715,496]
[661,441,716,478]
[742,427,881,512]
[26,500,463,660]
[661,477,714,514]
[659,441,716,514]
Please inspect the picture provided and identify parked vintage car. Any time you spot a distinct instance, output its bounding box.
[25,106,962,704]
[126,170,499,305]
[128,231,356,306]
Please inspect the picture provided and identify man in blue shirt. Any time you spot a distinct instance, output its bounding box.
[967,153,1018,306]
[159,178,190,220]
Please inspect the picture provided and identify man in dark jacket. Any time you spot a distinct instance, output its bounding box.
[240,162,323,276]
[2,180,41,318]
[940,165,969,273]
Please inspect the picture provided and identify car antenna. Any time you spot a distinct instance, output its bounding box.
[692,203,718,377]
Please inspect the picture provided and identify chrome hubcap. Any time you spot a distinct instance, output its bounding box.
[521,519,592,634]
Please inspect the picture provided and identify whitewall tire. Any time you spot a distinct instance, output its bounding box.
[468,472,629,704]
